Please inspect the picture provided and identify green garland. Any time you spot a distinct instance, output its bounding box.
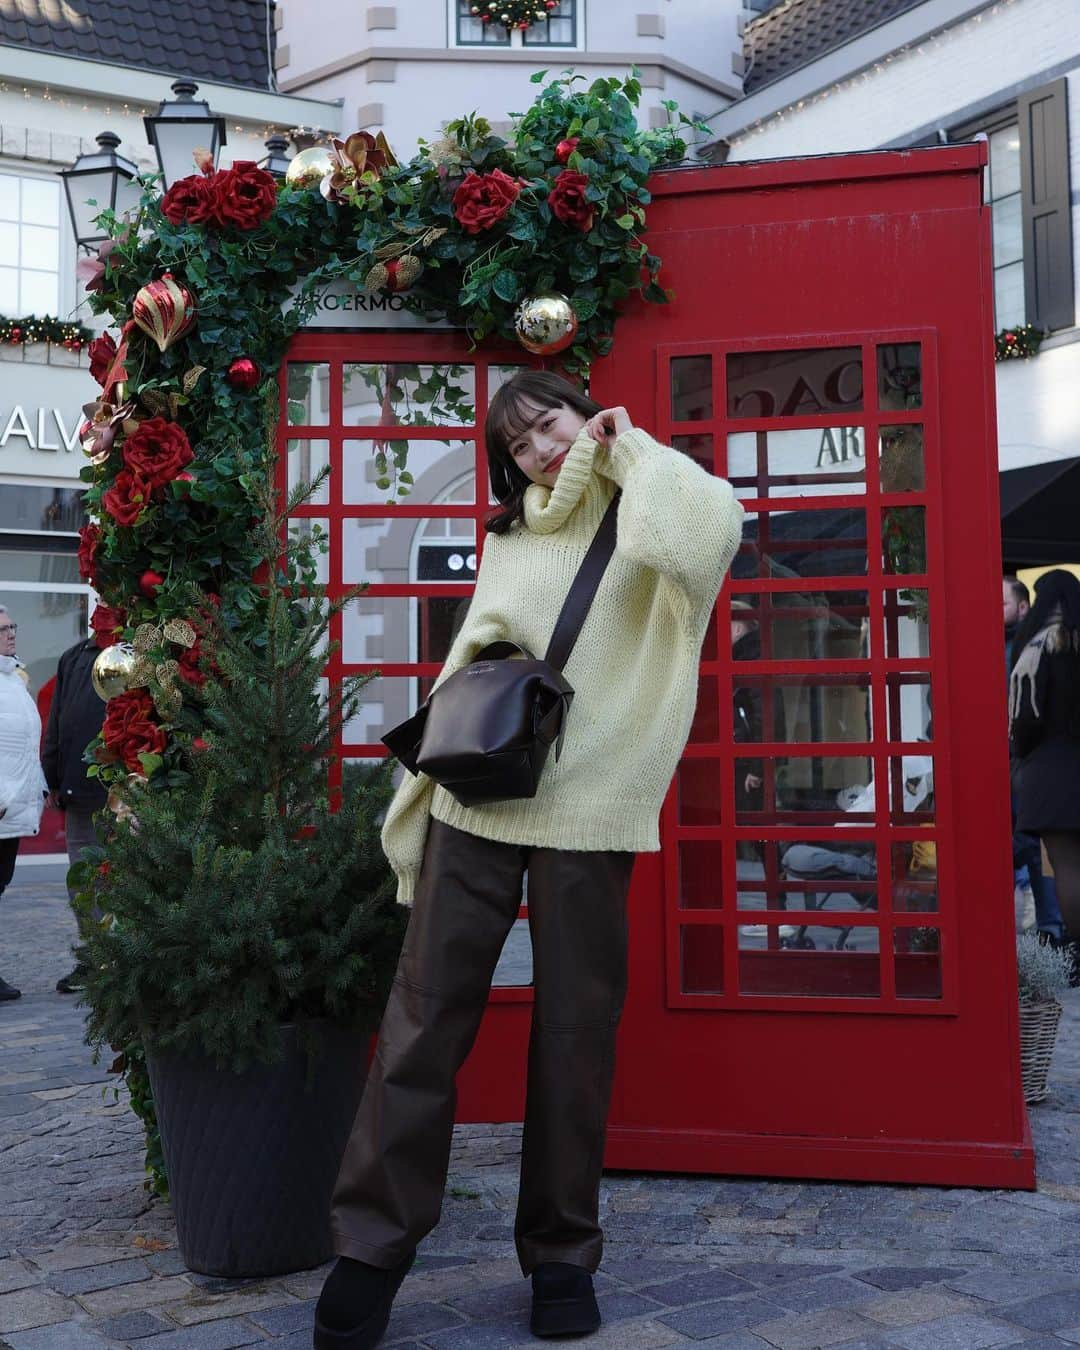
[995,323,1044,361]
[81,69,700,798]
[0,314,93,349]
[470,0,560,30]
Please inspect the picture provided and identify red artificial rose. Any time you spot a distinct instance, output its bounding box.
[139,570,164,597]
[77,524,101,584]
[102,468,152,527]
[547,170,594,232]
[177,640,207,689]
[87,332,117,386]
[101,689,166,773]
[90,602,125,647]
[121,417,194,490]
[555,137,579,164]
[212,161,278,231]
[452,169,521,235]
[161,173,218,227]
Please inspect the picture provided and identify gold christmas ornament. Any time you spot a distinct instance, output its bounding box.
[132,273,197,354]
[91,644,141,702]
[285,145,336,189]
[513,291,579,356]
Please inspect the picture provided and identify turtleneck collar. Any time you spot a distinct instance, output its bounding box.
[522,430,611,535]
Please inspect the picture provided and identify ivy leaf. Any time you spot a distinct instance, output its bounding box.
[530,69,549,83]
[614,214,635,230]
[493,269,521,303]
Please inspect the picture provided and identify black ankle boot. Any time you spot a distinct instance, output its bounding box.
[313,1250,415,1349]
[530,1261,601,1338]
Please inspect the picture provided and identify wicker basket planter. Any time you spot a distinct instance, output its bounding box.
[1019,997,1063,1104]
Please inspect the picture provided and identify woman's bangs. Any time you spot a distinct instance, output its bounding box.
[487,387,556,456]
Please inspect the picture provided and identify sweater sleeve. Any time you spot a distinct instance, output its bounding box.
[380,535,511,905]
[596,428,745,630]
[41,653,63,792]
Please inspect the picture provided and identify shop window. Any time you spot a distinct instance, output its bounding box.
[0,172,61,316]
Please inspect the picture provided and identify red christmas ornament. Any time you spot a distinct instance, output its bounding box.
[192,737,210,754]
[555,137,580,164]
[132,273,197,353]
[139,569,165,596]
[225,357,261,391]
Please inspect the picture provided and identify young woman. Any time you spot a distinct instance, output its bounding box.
[1010,568,1080,979]
[315,370,744,1349]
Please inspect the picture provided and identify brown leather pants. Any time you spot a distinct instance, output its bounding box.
[330,818,635,1275]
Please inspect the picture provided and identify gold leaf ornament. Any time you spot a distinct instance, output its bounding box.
[163,619,196,648]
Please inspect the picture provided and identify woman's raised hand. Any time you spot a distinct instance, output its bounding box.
[583,406,633,444]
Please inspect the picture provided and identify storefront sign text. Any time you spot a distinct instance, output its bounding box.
[1,406,82,453]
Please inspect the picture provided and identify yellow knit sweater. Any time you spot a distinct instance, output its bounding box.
[381,426,744,904]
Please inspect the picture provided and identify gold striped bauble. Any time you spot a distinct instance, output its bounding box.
[132,272,197,354]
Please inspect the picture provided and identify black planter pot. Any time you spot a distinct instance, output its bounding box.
[146,1021,368,1277]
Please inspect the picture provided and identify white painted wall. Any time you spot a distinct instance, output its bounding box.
[278,0,742,158]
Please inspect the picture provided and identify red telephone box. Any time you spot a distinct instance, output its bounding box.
[281,143,1033,1189]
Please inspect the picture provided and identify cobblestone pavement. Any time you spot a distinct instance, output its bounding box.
[3,865,1080,1350]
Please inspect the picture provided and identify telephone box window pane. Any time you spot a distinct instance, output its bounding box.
[672,433,713,473]
[731,591,871,662]
[883,589,930,658]
[882,506,927,576]
[733,675,872,744]
[671,356,712,421]
[489,363,529,395]
[877,343,922,411]
[886,672,933,743]
[343,674,422,746]
[677,759,722,825]
[287,439,330,505]
[894,927,942,999]
[690,675,720,743]
[287,363,330,425]
[727,347,862,419]
[287,517,329,584]
[879,425,925,493]
[892,842,938,913]
[679,841,724,909]
[889,754,935,826]
[728,427,866,501]
[739,926,880,997]
[735,754,874,827]
[738,507,867,579]
[342,517,476,585]
[342,595,468,667]
[738,839,876,915]
[342,439,475,504]
[343,363,476,427]
[681,925,724,994]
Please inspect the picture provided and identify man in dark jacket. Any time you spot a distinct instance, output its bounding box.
[41,636,107,993]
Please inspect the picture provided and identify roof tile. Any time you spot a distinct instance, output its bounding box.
[0,0,275,91]
[744,0,925,93]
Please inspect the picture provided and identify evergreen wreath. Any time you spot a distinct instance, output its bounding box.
[0,314,92,349]
[470,0,560,30]
[995,323,1044,361]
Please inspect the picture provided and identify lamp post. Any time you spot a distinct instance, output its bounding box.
[258,133,293,179]
[60,131,142,252]
[144,79,227,190]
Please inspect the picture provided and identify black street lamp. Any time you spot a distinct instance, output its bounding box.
[258,133,293,179]
[60,131,141,252]
[144,79,227,190]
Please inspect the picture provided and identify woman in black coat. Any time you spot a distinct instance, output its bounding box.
[1009,569,1080,965]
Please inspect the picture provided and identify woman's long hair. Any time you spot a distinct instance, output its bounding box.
[1011,568,1080,734]
[483,370,602,534]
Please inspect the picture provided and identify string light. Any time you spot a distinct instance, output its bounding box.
[0,314,93,349]
[735,0,1020,142]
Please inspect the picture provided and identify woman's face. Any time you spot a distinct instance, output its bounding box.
[506,401,588,487]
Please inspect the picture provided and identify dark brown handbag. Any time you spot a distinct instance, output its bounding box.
[382,492,620,807]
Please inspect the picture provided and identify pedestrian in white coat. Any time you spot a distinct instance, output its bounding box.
[0,606,48,1001]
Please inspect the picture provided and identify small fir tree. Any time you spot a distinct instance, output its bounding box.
[77,477,407,1076]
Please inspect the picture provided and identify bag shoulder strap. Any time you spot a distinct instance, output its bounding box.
[544,491,621,673]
